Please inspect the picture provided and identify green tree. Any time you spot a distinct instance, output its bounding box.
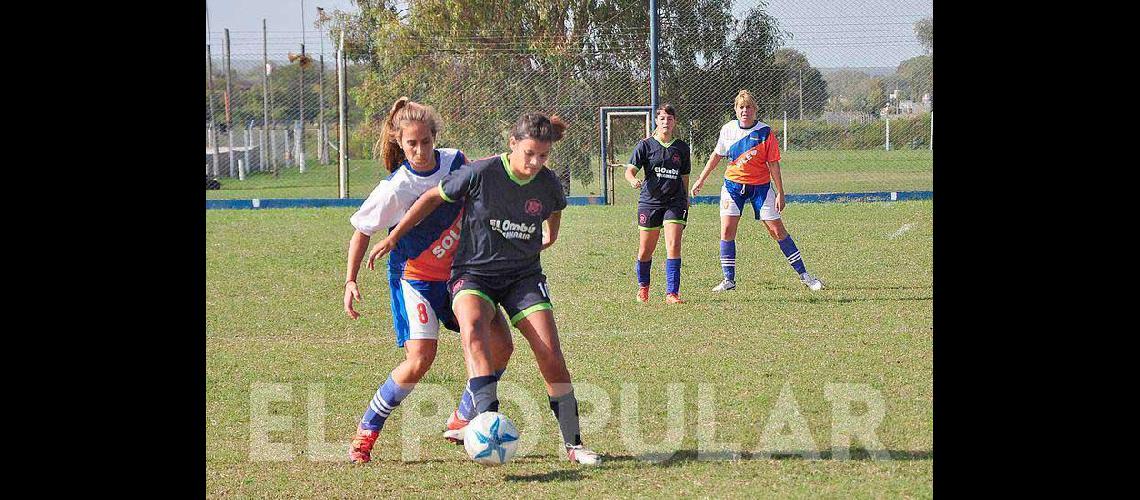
[771,48,828,119]
[914,17,932,55]
[896,55,932,102]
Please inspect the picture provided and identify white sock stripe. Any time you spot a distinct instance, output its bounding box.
[369,401,384,414]
[372,396,395,412]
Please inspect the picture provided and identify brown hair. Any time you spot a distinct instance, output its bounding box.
[376,97,442,172]
[509,112,568,143]
[734,89,757,109]
[656,103,677,118]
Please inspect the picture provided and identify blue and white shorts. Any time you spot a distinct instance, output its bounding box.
[719,179,781,220]
[388,278,459,348]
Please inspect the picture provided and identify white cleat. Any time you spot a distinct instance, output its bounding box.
[711,279,736,292]
[800,273,824,291]
[566,444,603,466]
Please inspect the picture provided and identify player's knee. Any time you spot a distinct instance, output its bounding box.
[406,349,437,378]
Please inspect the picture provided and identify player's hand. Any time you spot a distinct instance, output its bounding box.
[366,238,395,270]
[629,178,643,190]
[775,192,785,213]
[690,178,704,197]
[344,281,363,319]
[541,234,556,251]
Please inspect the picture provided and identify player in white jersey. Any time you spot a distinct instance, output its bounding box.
[343,97,512,464]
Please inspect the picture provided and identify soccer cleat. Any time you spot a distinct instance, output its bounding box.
[637,285,650,303]
[349,426,379,463]
[442,409,470,444]
[711,279,736,292]
[566,444,603,466]
[665,293,686,304]
[800,273,824,291]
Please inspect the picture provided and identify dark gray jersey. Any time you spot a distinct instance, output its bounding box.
[438,153,567,277]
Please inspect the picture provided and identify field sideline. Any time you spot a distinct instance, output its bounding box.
[206,200,933,496]
[205,149,933,201]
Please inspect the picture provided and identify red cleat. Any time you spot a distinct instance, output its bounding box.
[665,293,686,304]
[349,425,379,463]
[442,409,470,444]
[637,286,650,303]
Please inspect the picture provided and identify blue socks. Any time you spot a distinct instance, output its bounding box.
[777,235,807,275]
[720,240,736,281]
[458,368,505,420]
[360,373,415,431]
[635,259,651,287]
[665,258,681,295]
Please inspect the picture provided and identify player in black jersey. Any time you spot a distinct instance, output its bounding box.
[623,104,691,304]
[367,112,602,466]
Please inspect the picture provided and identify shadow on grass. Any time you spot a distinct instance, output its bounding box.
[603,448,932,467]
[504,469,585,482]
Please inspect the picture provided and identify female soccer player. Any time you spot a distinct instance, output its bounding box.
[343,97,513,464]
[690,89,825,291]
[367,112,602,466]
[623,103,691,304]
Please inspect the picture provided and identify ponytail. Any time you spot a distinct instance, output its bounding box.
[376,97,441,172]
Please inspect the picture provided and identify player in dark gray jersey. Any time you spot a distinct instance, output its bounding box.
[624,104,691,304]
[366,112,602,466]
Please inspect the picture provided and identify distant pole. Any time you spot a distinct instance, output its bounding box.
[244,124,252,174]
[319,54,327,164]
[298,42,307,173]
[337,32,348,198]
[798,68,803,120]
[649,0,659,113]
[929,111,934,151]
[782,111,788,152]
[265,20,277,177]
[206,44,219,177]
[224,28,235,177]
[885,117,891,151]
[262,19,270,177]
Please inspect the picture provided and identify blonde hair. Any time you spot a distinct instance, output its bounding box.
[734,89,757,109]
[376,97,442,172]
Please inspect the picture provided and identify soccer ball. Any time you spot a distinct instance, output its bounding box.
[463,412,520,465]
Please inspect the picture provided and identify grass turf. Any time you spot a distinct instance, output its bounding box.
[206,199,933,497]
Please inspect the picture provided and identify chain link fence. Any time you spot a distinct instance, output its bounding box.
[205,0,932,201]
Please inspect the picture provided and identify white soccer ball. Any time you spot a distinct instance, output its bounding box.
[463,412,520,465]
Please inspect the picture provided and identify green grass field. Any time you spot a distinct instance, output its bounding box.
[205,149,932,201]
[206,199,932,496]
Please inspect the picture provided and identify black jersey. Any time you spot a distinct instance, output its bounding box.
[438,153,567,278]
[628,137,691,207]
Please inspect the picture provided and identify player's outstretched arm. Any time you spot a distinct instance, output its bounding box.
[542,211,562,251]
[366,188,446,270]
[344,230,369,319]
[690,154,722,197]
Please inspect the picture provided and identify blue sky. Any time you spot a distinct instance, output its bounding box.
[206,0,931,68]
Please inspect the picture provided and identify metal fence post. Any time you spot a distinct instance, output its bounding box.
[244,124,252,175]
[206,44,219,177]
[298,42,307,173]
[319,53,327,164]
[337,32,349,199]
[783,111,788,152]
[885,116,891,151]
[224,29,235,177]
[264,19,277,178]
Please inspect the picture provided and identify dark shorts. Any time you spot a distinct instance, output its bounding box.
[448,271,553,327]
[637,199,689,230]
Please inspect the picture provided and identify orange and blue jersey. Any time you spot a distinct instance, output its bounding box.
[713,120,781,185]
[350,148,467,282]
